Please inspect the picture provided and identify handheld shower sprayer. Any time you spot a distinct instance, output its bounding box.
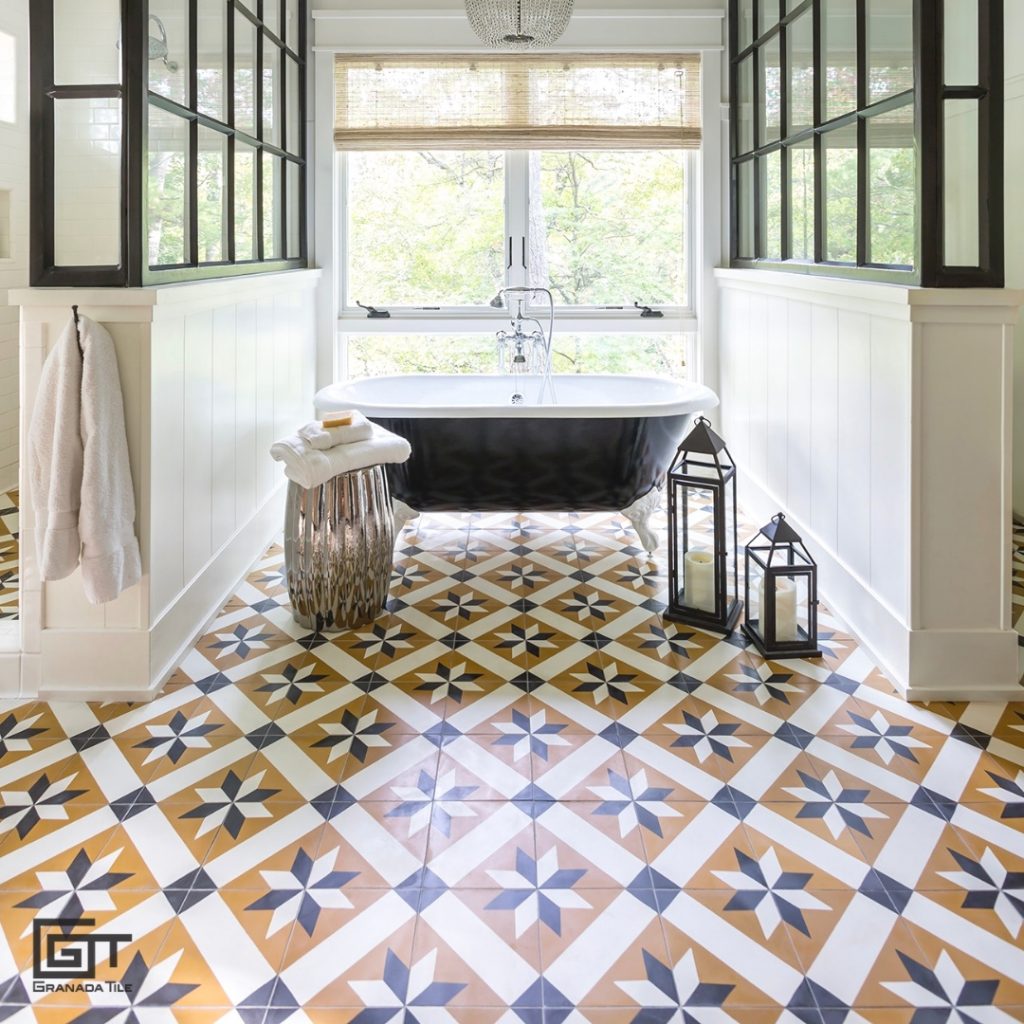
[490,286,557,406]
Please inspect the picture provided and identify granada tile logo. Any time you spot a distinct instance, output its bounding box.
[32,917,133,993]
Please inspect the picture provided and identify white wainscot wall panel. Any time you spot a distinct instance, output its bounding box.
[12,270,320,698]
[717,269,1020,701]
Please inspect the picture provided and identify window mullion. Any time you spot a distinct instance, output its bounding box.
[505,149,529,290]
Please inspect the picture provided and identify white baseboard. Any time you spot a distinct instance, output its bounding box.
[738,471,911,691]
[148,485,287,694]
[28,487,286,701]
[38,629,153,699]
[739,471,1023,702]
[903,628,1023,701]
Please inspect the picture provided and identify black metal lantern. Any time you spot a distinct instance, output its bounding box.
[742,513,821,659]
[665,416,742,634]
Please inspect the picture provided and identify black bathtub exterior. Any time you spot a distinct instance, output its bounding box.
[373,414,690,511]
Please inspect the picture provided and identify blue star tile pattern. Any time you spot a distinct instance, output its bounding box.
[0,771,87,839]
[589,767,682,838]
[486,847,589,936]
[312,708,393,763]
[617,948,734,1022]
[69,724,111,752]
[431,590,486,622]
[667,709,750,762]
[715,847,829,937]
[14,846,133,927]
[938,847,1024,939]
[352,622,416,659]
[571,661,641,705]
[414,662,484,704]
[385,769,478,837]
[0,507,1020,1019]
[349,949,466,1023]
[208,623,276,660]
[256,661,328,705]
[883,950,1013,1023]
[839,709,929,764]
[492,708,571,761]
[633,622,701,659]
[728,662,803,705]
[246,846,358,937]
[0,977,29,1023]
[561,590,616,622]
[0,710,46,757]
[785,769,888,839]
[978,769,1024,819]
[65,950,200,1023]
[132,710,222,764]
[179,768,281,838]
[495,622,558,659]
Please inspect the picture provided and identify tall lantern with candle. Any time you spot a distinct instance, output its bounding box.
[665,416,742,634]
[742,513,822,659]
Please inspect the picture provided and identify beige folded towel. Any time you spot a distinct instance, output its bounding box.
[271,423,411,490]
[297,412,373,450]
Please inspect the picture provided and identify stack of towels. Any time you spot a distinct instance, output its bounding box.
[271,410,411,490]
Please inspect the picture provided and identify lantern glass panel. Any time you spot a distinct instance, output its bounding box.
[669,465,739,622]
[761,568,813,646]
[671,477,721,615]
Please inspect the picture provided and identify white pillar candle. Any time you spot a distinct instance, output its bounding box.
[759,575,798,641]
[684,549,716,612]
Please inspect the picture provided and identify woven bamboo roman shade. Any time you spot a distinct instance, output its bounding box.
[333,54,702,150]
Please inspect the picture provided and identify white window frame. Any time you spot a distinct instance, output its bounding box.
[335,147,700,374]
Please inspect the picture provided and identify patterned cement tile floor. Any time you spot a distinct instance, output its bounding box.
[0,490,17,622]
[0,509,1023,1023]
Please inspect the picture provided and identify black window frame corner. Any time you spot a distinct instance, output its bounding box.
[727,0,1004,288]
[29,0,309,288]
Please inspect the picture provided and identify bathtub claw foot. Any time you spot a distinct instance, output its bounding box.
[392,499,420,536]
[623,488,662,553]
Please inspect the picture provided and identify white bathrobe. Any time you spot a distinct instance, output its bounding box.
[28,314,142,604]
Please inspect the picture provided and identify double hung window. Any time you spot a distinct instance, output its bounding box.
[334,55,701,378]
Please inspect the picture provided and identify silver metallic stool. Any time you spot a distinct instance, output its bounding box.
[283,465,394,631]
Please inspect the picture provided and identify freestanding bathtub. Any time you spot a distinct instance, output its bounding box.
[314,374,718,551]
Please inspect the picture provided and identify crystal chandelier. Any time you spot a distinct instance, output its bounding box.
[465,0,575,49]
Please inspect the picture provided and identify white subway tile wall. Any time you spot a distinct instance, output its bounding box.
[52,0,121,85]
[0,4,27,491]
[52,96,122,267]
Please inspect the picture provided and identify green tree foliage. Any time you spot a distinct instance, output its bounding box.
[344,149,688,378]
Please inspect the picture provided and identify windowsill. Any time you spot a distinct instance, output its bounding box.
[337,308,698,333]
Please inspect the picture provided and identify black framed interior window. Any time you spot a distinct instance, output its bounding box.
[146,0,306,281]
[29,0,307,287]
[728,0,1003,286]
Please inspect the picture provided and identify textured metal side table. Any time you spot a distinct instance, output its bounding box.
[283,465,394,631]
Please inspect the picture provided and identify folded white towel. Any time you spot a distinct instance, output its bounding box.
[271,423,411,490]
[297,412,373,449]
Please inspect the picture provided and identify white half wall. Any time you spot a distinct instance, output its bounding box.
[11,270,319,699]
[717,269,1022,701]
